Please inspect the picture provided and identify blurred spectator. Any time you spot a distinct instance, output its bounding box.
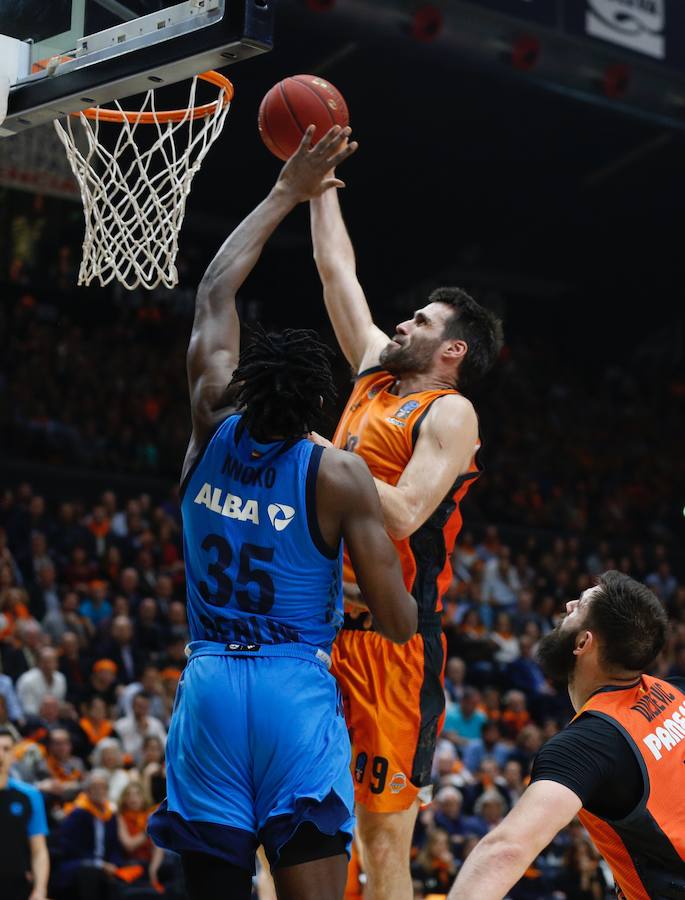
[57,632,89,703]
[472,788,506,836]
[500,690,531,740]
[28,563,60,622]
[77,697,114,756]
[85,660,119,707]
[90,739,131,805]
[118,665,164,720]
[411,828,458,895]
[443,688,487,747]
[482,549,521,609]
[114,693,166,766]
[0,670,24,722]
[54,770,126,900]
[138,735,166,807]
[99,616,143,685]
[462,720,511,773]
[16,648,66,716]
[432,787,482,852]
[554,834,607,899]
[34,728,84,810]
[645,561,677,603]
[2,619,44,681]
[444,657,466,704]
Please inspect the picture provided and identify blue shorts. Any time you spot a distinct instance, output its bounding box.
[148,641,354,874]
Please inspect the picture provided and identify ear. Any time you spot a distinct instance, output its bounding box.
[573,631,594,656]
[443,339,468,361]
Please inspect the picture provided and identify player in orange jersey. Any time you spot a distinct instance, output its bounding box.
[310,188,503,900]
[449,571,685,900]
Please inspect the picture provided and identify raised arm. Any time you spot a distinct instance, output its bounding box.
[183,126,357,477]
[373,393,479,540]
[318,450,417,643]
[448,781,582,899]
[310,187,389,372]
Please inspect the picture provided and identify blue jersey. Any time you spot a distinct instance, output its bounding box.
[181,415,343,654]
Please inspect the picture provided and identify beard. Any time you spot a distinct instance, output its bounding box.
[379,336,441,375]
[537,623,581,686]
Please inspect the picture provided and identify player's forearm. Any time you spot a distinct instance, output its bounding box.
[373,478,416,540]
[31,838,50,896]
[310,188,356,273]
[448,833,531,899]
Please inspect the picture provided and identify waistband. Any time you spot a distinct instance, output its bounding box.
[185,639,332,670]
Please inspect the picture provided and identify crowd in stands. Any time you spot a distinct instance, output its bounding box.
[1,480,683,898]
[1,191,684,898]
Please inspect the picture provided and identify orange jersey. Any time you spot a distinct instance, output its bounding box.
[333,367,481,627]
[573,676,685,899]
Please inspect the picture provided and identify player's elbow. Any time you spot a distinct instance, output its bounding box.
[380,594,418,645]
[386,513,417,542]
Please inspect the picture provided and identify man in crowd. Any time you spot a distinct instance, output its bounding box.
[16,647,66,716]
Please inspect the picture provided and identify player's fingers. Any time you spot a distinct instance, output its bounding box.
[327,140,358,168]
[314,125,345,157]
[297,124,316,152]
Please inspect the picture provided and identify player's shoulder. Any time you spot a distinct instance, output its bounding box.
[421,392,478,436]
[318,446,370,483]
[7,777,41,802]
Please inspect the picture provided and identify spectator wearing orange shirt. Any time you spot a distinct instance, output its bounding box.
[78,697,113,753]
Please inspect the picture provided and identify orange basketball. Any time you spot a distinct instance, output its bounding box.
[258,75,349,161]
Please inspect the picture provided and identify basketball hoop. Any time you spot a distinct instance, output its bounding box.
[54,71,234,291]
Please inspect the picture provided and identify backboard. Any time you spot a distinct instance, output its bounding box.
[0,0,274,136]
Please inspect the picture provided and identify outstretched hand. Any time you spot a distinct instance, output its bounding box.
[276,125,358,202]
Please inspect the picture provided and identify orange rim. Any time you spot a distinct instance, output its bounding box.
[74,70,234,124]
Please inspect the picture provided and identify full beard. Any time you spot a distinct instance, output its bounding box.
[536,624,581,687]
[379,337,439,375]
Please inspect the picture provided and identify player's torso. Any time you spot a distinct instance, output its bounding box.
[334,368,480,626]
[575,676,685,899]
[182,415,342,653]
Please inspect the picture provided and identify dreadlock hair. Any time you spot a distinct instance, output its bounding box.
[428,287,504,389]
[230,325,337,442]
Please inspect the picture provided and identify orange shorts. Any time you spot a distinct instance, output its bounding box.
[332,624,446,813]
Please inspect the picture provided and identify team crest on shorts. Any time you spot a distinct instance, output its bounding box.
[354,752,368,783]
[389,772,407,794]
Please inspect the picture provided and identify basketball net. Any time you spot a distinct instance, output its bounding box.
[54,72,233,291]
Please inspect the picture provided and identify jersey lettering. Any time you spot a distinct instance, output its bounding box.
[194,482,260,525]
[221,451,277,488]
[643,701,685,759]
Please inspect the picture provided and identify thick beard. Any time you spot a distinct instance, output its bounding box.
[536,624,580,687]
[379,337,440,375]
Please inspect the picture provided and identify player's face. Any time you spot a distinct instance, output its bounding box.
[536,588,597,685]
[380,302,453,375]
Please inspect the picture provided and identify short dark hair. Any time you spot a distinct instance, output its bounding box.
[0,726,15,743]
[429,287,503,389]
[586,570,668,672]
[230,326,337,442]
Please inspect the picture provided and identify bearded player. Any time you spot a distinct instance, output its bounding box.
[309,189,503,899]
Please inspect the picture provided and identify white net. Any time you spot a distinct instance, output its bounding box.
[54,74,232,291]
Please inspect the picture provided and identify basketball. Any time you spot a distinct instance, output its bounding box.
[258,75,349,161]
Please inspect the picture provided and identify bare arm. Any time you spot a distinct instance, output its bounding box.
[310,188,389,371]
[320,450,417,642]
[185,127,358,458]
[447,781,582,900]
[28,834,49,900]
[373,394,479,540]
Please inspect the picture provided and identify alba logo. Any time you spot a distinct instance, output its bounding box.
[268,503,295,532]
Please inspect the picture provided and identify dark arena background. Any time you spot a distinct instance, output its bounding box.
[1,1,684,898]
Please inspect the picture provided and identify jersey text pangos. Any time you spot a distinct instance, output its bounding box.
[642,700,685,760]
[193,482,260,524]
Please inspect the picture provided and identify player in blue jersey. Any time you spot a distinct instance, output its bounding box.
[148,125,418,900]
